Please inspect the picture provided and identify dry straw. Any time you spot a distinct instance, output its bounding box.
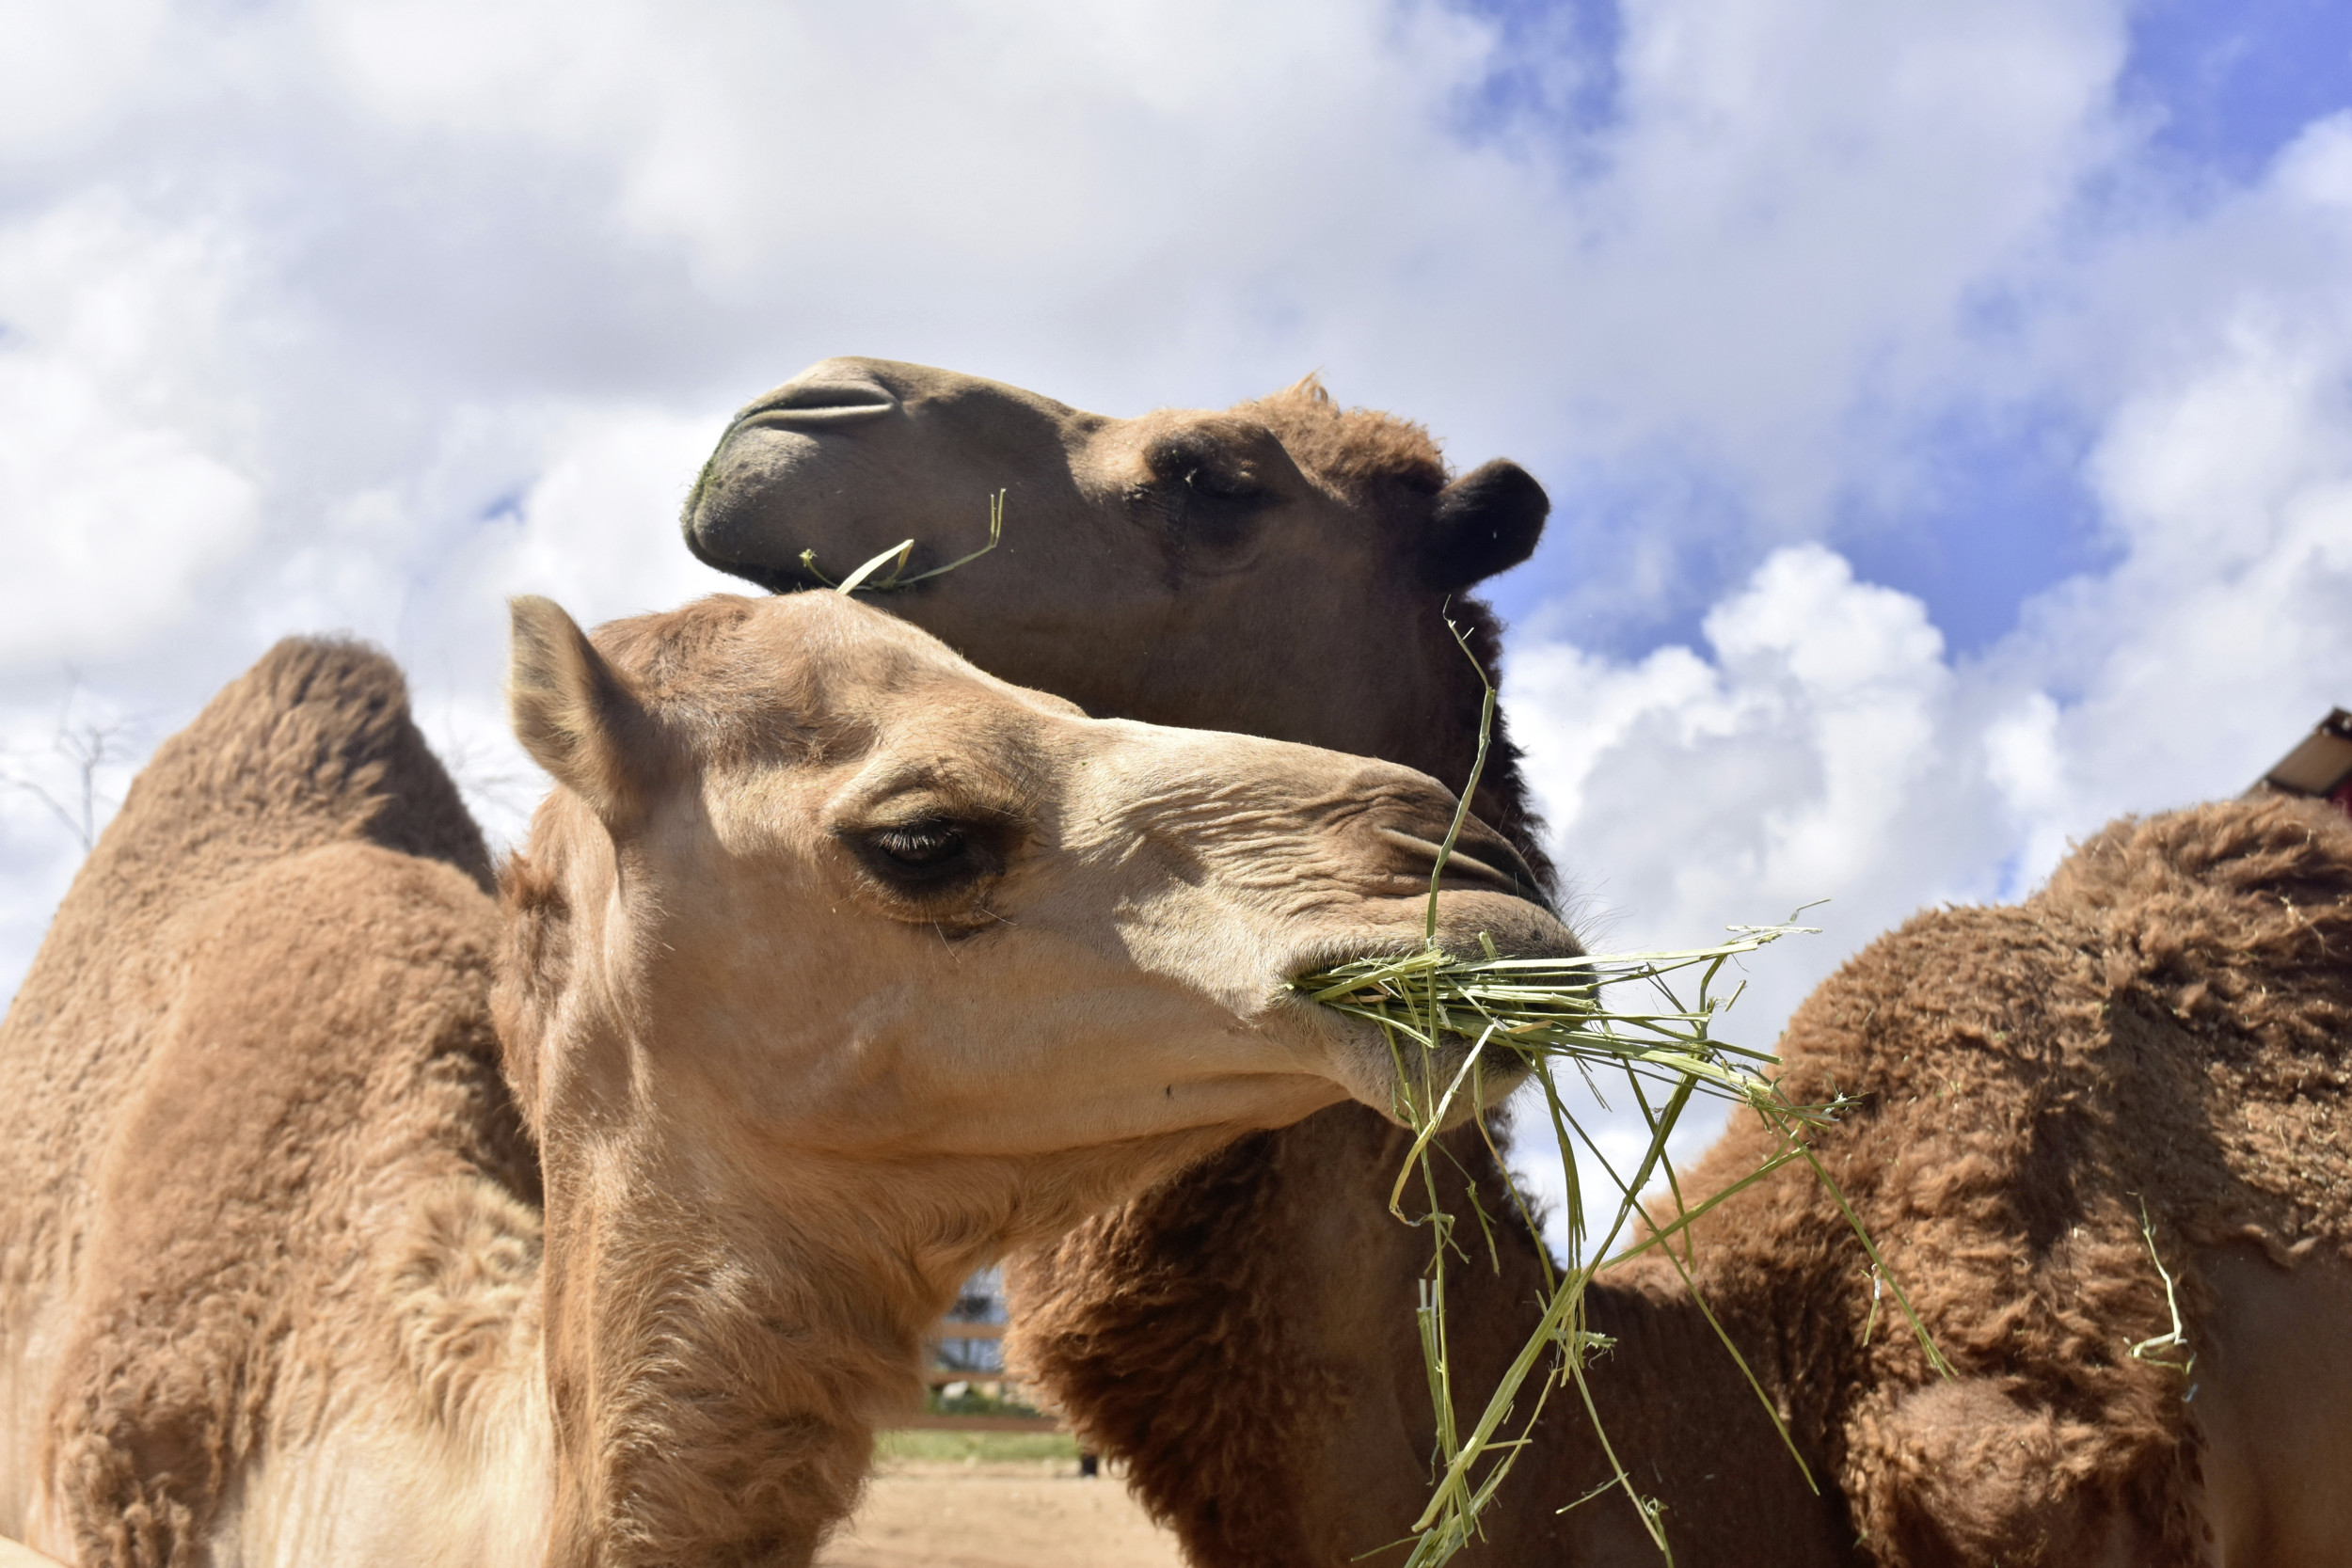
[1293,624,1947,1567]
[803,489,1008,594]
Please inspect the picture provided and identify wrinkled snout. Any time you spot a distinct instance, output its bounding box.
[1200,764,1581,1126]
[1319,774,1568,948]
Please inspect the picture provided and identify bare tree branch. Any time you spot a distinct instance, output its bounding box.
[1,674,143,856]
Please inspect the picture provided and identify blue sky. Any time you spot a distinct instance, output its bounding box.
[2,0,2349,1244]
[1474,0,2352,657]
[2126,0,2352,181]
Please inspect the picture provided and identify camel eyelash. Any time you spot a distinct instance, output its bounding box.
[844,816,1010,895]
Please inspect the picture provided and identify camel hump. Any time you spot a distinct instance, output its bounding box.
[2032,794,2352,1073]
[2047,793,2352,912]
[2039,795,2352,971]
[104,636,492,896]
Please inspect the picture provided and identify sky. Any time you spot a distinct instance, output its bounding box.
[3,0,2348,1251]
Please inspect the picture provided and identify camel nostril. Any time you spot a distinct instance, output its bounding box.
[1375,827,1549,909]
[734,376,900,431]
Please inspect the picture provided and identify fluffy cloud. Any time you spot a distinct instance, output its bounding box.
[0,199,262,665]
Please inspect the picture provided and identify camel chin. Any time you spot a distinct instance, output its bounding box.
[1306,996,1535,1135]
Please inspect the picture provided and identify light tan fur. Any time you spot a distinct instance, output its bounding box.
[0,591,1571,1567]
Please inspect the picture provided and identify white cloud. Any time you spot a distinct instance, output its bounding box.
[0,199,261,664]
[402,404,747,844]
[0,0,170,159]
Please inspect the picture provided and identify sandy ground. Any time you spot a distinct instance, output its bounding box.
[816,1459,1186,1568]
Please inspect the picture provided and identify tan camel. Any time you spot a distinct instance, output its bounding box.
[0,590,1572,1567]
[684,361,2352,1564]
[683,358,1572,1559]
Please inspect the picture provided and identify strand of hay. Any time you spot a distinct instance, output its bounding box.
[1293,625,1946,1567]
[801,490,1007,593]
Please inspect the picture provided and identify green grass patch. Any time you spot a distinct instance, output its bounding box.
[923,1384,1048,1418]
[875,1429,1081,1465]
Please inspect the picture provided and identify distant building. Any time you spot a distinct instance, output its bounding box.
[2256,708,2352,816]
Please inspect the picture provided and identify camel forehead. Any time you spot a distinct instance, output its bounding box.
[596,592,1076,734]
[760,357,1445,491]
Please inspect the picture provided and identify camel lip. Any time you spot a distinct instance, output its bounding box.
[685,521,957,598]
[731,377,900,434]
[724,554,951,597]
[726,560,834,594]
[1311,1004,1532,1132]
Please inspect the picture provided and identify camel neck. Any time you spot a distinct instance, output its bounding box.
[1545,1273,1862,1565]
[1391,597,1554,894]
[529,1153,974,1568]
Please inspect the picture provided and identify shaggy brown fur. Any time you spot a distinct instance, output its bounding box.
[1035,793,2352,1566]
[0,640,529,1562]
[1010,1104,1580,1563]
[1240,375,1450,498]
[1232,376,1549,874]
[1749,793,2352,1566]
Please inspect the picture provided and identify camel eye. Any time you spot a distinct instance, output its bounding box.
[851,816,1004,895]
[1180,464,1268,506]
[1137,435,1276,557]
[1146,465,1261,556]
[874,822,965,869]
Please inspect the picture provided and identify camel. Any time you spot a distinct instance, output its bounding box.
[1471,791,2352,1568]
[682,360,2352,1564]
[681,357,1576,1559]
[680,356,1554,870]
[0,588,1574,1567]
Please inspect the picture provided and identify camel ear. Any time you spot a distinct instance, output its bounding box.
[1422,459,1549,590]
[507,595,660,829]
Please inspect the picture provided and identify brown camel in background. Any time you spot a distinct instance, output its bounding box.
[0,590,1573,1567]
[1503,794,2352,1567]
[681,356,1553,873]
[685,360,2352,1565]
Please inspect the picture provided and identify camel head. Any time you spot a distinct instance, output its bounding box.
[495,589,1569,1556]
[677,358,1550,816]
[501,590,1565,1187]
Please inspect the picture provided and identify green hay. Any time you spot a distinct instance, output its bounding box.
[1293,621,1947,1567]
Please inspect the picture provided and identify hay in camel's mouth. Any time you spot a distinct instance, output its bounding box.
[1295,935,1796,1122]
[1288,626,1948,1568]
